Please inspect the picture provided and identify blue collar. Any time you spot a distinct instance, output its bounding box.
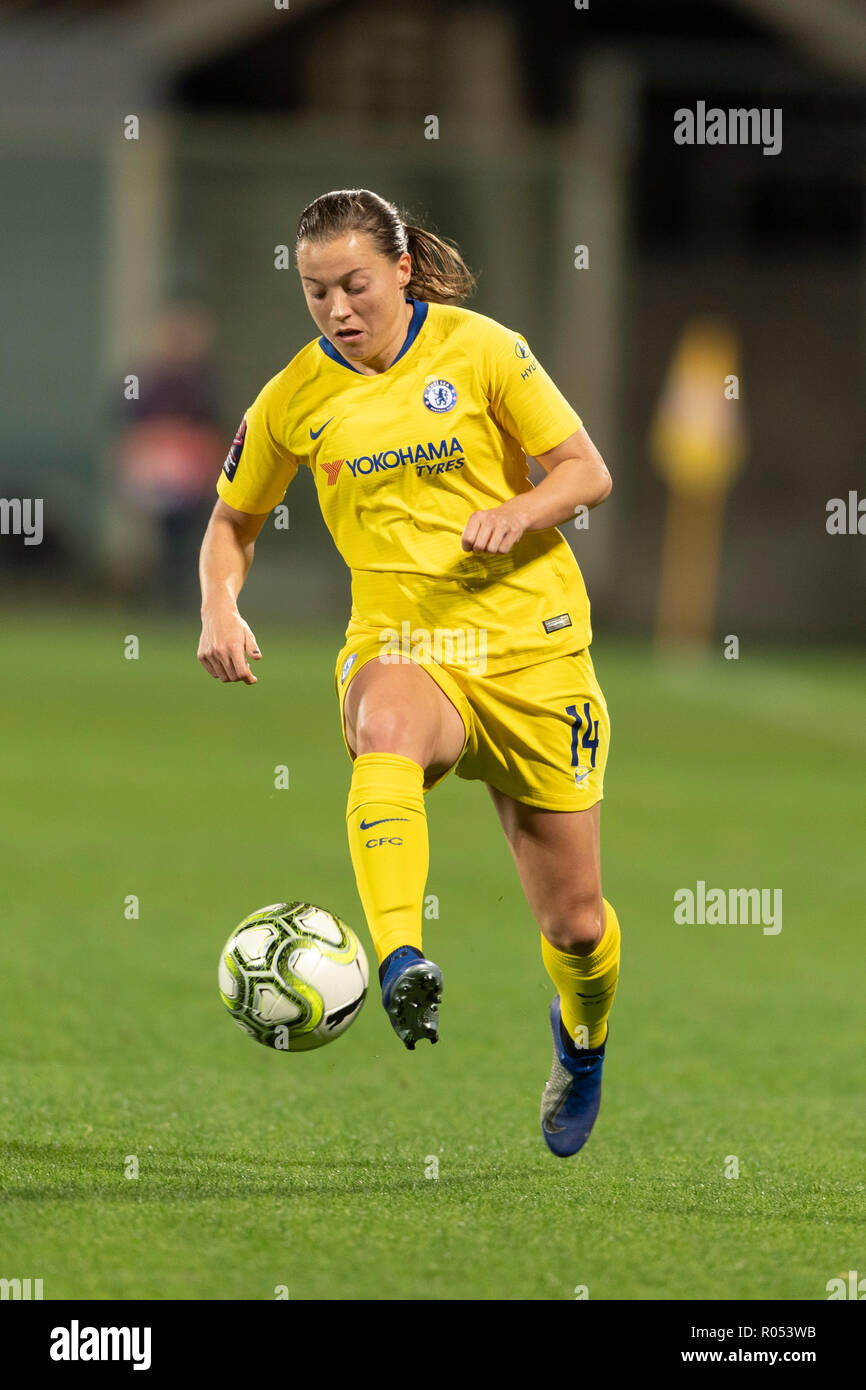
[318,296,428,374]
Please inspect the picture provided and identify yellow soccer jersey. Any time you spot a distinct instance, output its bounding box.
[217,297,592,672]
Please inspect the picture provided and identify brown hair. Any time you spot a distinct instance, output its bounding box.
[295,188,477,305]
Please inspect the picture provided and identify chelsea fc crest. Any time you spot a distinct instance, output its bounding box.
[423,379,457,413]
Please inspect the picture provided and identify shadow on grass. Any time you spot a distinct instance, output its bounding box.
[0,1139,529,1202]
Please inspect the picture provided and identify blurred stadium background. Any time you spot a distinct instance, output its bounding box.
[1,0,863,636]
[1,0,864,1304]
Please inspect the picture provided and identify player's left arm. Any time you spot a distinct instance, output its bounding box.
[461,427,611,555]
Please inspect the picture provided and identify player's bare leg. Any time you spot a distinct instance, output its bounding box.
[488,793,604,954]
[344,660,466,1047]
[488,790,621,1154]
[344,658,466,782]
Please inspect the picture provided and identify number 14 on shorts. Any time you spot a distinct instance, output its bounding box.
[567,701,599,783]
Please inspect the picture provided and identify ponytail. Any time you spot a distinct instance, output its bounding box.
[403,223,477,304]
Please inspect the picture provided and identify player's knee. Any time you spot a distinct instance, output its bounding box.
[542,895,604,954]
[354,706,427,762]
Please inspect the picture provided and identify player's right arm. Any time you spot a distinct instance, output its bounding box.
[200,372,299,684]
[198,498,269,684]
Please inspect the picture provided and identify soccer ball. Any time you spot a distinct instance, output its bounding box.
[218,901,369,1052]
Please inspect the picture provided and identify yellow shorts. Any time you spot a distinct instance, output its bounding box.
[333,636,610,812]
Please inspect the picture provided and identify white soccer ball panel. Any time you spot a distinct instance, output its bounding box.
[251,981,304,1025]
[218,956,241,1002]
[307,950,360,1005]
[232,924,279,968]
[318,957,367,1026]
[291,906,345,946]
[354,938,370,989]
[284,943,335,984]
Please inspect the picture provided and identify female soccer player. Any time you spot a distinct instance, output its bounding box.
[198,189,620,1157]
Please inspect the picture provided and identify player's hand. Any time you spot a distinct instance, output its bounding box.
[198,605,262,684]
[461,500,530,555]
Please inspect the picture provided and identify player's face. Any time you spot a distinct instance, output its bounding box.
[297,231,411,366]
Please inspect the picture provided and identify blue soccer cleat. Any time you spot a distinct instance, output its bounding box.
[379,946,442,1050]
[540,996,607,1157]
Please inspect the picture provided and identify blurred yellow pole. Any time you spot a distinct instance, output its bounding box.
[650,319,746,653]
[656,490,726,649]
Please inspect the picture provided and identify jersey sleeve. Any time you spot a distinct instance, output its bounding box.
[480,318,583,458]
[216,374,299,515]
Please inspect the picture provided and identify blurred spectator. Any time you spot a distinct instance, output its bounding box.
[109,302,224,611]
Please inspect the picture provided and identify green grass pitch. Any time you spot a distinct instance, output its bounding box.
[1,609,863,1300]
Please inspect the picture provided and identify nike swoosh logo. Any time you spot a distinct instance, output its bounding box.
[574,770,590,784]
[359,817,409,830]
[309,417,334,440]
[542,1099,567,1134]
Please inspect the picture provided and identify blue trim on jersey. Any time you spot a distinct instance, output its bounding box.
[318,296,428,374]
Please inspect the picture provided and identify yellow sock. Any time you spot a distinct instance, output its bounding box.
[346,753,428,965]
[541,899,621,1049]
